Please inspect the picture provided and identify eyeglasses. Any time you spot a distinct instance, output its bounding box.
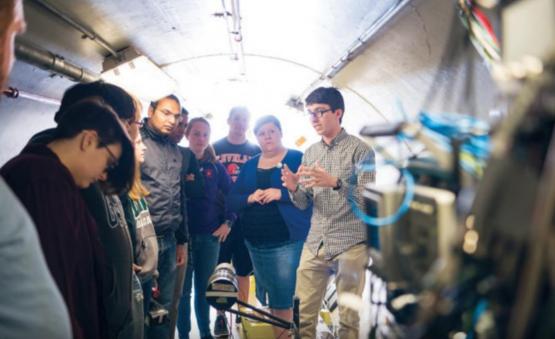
[102,144,119,171]
[306,108,333,119]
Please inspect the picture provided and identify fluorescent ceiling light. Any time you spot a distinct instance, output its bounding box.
[101,47,176,102]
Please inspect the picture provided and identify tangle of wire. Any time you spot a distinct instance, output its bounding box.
[417,111,491,178]
[351,109,491,226]
[457,0,501,67]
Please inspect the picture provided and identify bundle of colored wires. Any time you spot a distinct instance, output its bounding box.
[352,111,491,225]
[458,0,501,66]
[418,111,491,177]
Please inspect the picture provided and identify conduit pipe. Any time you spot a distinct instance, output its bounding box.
[3,87,60,106]
[324,0,413,79]
[15,41,100,83]
[221,0,246,75]
[28,0,118,57]
[301,0,413,97]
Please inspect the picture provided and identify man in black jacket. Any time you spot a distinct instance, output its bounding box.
[140,95,188,339]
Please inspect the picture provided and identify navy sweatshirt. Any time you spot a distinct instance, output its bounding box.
[187,159,234,234]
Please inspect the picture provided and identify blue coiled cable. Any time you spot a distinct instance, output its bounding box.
[349,162,415,227]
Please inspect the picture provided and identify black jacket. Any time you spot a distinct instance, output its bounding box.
[140,120,188,243]
[179,146,204,200]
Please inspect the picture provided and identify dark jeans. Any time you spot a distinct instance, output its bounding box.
[177,234,220,338]
[217,222,252,276]
[146,233,177,339]
[141,277,153,322]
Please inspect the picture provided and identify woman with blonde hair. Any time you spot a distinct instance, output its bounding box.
[121,99,159,335]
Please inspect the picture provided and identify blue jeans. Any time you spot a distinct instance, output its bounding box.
[131,272,145,339]
[246,240,303,309]
[147,233,177,339]
[177,234,220,338]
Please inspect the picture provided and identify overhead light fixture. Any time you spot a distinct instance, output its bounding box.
[101,47,176,102]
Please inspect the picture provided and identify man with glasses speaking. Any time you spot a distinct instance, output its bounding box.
[140,95,189,339]
[281,87,375,339]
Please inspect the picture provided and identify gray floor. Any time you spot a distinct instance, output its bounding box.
[177,307,240,338]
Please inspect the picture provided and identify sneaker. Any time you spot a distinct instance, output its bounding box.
[213,313,230,338]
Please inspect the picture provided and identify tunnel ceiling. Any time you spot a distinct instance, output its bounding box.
[2,0,498,164]
[11,0,402,114]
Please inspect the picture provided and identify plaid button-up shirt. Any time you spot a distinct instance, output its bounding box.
[290,129,375,260]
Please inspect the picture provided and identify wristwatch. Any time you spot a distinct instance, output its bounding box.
[333,178,343,191]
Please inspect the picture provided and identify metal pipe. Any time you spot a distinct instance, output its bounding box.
[231,0,246,75]
[28,0,118,57]
[231,0,247,75]
[220,0,235,55]
[323,0,413,79]
[220,0,246,75]
[15,41,100,83]
[298,0,413,102]
[3,87,60,106]
[231,0,242,42]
